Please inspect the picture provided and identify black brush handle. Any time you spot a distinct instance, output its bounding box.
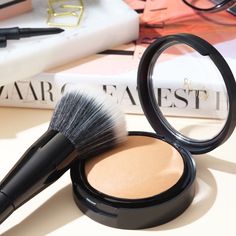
[0,27,22,39]
[0,36,7,48]
[0,27,64,39]
[0,129,78,224]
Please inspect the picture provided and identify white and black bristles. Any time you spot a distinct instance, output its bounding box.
[49,87,127,157]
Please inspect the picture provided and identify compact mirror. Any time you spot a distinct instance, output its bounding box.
[137,34,236,154]
[148,43,228,141]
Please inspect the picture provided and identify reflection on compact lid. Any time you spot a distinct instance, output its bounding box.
[137,33,236,154]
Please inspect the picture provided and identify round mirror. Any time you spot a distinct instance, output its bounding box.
[137,34,236,154]
[148,42,228,141]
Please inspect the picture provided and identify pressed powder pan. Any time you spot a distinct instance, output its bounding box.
[85,135,185,199]
[71,131,195,229]
[70,34,236,229]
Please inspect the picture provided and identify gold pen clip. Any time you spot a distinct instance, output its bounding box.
[47,0,84,28]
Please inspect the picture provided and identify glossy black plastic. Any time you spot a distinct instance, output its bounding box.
[137,33,236,154]
[71,131,196,229]
[71,33,236,229]
[0,36,7,48]
[0,129,78,224]
[0,27,64,48]
[182,0,236,13]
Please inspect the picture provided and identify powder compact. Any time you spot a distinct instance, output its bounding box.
[70,34,236,229]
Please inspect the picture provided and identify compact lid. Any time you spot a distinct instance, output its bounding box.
[137,33,236,154]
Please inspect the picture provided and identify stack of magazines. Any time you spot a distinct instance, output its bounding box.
[0,0,235,120]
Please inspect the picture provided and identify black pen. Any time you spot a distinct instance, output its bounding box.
[0,27,64,48]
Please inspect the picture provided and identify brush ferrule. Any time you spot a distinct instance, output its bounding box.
[0,129,78,223]
[0,192,14,224]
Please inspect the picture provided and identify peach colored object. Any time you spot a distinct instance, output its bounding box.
[124,0,236,46]
[85,135,184,199]
[0,0,32,21]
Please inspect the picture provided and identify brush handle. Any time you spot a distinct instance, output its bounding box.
[0,129,78,224]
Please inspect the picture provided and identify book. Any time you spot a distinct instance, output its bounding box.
[0,0,235,120]
[0,0,32,21]
[0,0,139,85]
[0,41,231,120]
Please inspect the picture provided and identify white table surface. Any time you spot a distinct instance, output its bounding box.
[0,107,235,235]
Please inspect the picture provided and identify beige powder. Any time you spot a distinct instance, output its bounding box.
[85,135,184,199]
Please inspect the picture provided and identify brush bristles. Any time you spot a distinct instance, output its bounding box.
[49,87,127,157]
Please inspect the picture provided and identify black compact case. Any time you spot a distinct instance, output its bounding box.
[71,131,196,229]
[70,34,236,229]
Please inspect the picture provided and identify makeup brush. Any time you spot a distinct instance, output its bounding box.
[0,87,127,224]
[0,27,64,48]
